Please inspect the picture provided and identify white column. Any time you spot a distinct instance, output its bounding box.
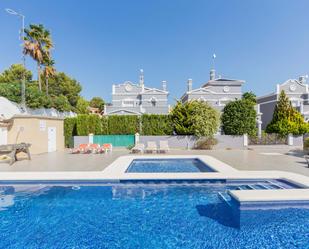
[288,134,293,146]
[258,121,262,139]
[135,133,140,145]
[89,133,94,144]
[243,134,248,147]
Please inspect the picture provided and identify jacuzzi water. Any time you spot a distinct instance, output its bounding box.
[0,182,308,248]
[126,158,216,172]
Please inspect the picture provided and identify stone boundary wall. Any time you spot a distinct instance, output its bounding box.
[139,135,245,149]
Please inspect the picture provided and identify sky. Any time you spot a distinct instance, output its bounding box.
[1,0,309,103]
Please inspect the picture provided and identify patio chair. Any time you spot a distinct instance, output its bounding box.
[158,141,169,153]
[131,143,145,154]
[145,141,157,153]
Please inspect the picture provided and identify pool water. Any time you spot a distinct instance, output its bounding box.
[126,158,216,173]
[0,183,308,248]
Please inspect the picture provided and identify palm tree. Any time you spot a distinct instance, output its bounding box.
[43,58,56,95]
[23,24,53,91]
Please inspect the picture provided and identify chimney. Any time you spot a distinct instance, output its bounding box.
[210,69,216,80]
[299,75,308,84]
[162,80,167,91]
[187,79,193,92]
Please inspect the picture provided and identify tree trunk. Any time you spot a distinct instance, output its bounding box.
[37,63,41,91]
[46,77,49,95]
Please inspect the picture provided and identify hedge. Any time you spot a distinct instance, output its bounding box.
[64,117,77,148]
[141,114,173,135]
[101,116,108,134]
[76,114,102,136]
[107,115,140,135]
[64,114,175,147]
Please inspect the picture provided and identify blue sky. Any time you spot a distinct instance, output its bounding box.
[1,0,309,103]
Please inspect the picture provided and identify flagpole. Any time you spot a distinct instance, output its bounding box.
[212,53,216,70]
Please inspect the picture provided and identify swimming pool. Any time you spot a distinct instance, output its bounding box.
[0,182,308,248]
[126,158,216,173]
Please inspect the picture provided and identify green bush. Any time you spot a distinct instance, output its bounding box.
[194,137,218,150]
[107,115,139,135]
[266,90,309,135]
[141,114,173,135]
[0,82,22,103]
[171,100,220,137]
[76,114,102,136]
[51,95,71,112]
[221,99,257,136]
[64,117,77,147]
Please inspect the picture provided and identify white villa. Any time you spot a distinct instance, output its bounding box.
[180,69,245,112]
[104,70,169,115]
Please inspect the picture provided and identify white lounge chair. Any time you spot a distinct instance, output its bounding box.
[131,143,145,154]
[145,141,157,153]
[158,141,169,153]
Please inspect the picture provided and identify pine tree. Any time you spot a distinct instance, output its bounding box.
[266,90,309,135]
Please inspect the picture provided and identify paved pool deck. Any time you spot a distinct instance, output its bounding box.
[1,146,308,177]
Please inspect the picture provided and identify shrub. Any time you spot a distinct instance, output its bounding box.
[64,117,77,147]
[249,132,287,145]
[141,114,173,135]
[221,99,257,136]
[266,90,309,135]
[107,115,139,134]
[194,137,218,150]
[171,100,220,137]
[76,97,89,114]
[51,95,71,112]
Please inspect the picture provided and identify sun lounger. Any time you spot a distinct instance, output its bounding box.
[145,141,157,153]
[89,144,100,154]
[101,143,112,153]
[131,143,145,153]
[158,141,169,153]
[71,144,90,154]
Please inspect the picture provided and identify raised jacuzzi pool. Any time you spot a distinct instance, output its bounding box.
[125,158,216,173]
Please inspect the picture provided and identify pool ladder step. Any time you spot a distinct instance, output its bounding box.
[218,192,232,206]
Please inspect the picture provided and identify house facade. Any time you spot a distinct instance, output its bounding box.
[257,76,309,130]
[104,70,169,115]
[180,69,245,112]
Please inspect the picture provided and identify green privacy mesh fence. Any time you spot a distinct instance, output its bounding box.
[93,135,135,147]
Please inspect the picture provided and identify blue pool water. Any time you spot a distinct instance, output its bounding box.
[126,158,216,172]
[0,183,308,248]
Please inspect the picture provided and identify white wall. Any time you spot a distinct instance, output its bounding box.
[0,127,8,145]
